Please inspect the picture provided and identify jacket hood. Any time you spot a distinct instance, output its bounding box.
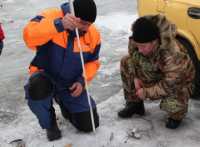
[145,14,177,50]
[128,14,178,60]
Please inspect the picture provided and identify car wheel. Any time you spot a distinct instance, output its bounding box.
[177,37,200,99]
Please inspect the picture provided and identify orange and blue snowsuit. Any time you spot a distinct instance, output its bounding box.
[23,3,101,129]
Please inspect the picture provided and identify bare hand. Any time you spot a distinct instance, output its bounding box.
[69,82,83,97]
[136,88,145,100]
[61,13,81,30]
[134,78,143,90]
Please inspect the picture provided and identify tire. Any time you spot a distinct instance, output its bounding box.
[177,37,200,99]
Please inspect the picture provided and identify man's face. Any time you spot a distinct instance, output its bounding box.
[135,40,157,56]
[78,19,91,33]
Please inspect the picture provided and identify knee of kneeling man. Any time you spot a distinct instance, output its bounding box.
[78,120,99,132]
[27,71,54,100]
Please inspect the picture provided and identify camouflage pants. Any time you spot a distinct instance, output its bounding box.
[120,55,192,120]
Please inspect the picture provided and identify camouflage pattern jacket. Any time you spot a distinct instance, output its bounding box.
[128,14,195,100]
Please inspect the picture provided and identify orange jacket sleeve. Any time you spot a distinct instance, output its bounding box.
[84,60,100,82]
[84,29,101,82]
[23,8,63,50]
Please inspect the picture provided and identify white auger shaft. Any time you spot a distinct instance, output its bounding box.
[69,0,96,132]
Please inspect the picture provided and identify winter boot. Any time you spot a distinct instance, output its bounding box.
[191,89,200,100]
[46,121,61,141]
[165,118,182,129]
[118,101,145,118]
[46,111,62,141]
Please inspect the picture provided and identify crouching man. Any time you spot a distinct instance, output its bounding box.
[118,15,195,129]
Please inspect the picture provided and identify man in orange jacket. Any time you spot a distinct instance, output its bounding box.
[23,0,101,141]
[0,24,5,55]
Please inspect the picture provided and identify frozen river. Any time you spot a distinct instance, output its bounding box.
[1,1,200,147]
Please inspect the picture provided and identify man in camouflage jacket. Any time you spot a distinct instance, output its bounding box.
[118,15,195,129]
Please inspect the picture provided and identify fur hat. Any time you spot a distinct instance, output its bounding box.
[132,17,159,43]
[74,0,97,23]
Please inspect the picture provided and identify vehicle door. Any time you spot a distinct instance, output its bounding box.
[187,0,200,57]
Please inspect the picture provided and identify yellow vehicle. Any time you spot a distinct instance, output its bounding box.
[137,0,200,98]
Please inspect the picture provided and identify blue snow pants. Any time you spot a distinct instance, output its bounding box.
[25,83,98,130]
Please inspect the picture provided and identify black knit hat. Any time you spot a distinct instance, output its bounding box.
[132,17,159,43]
[74,0,97,23]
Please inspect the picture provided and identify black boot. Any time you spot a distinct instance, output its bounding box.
[46,109,62,141]
[46,120,61,141]
[191,90,200,100]
[165,118,182,129]
[118,101,145,118]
